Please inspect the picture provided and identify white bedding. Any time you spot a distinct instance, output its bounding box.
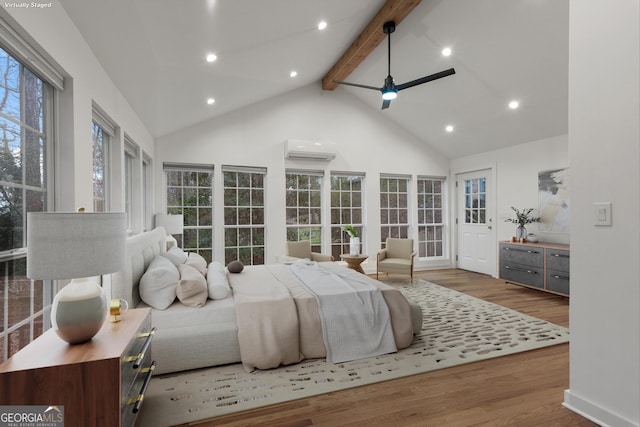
[137,294,236,330]
[112,228,420,375]
[289,260,397,363]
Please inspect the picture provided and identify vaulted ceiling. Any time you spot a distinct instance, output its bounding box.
[59,0,568,158]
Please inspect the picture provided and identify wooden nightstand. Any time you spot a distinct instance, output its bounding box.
[0,308,155,427]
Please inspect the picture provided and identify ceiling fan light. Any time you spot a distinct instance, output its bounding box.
[382,89,397,100]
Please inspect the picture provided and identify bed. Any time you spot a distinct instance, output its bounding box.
[111,227,422,375]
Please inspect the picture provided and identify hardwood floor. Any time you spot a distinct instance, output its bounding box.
[177,269,596,427]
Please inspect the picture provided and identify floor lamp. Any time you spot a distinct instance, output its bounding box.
[155,213,184,250]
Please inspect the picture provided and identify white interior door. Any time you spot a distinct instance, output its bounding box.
[456,170,495,276]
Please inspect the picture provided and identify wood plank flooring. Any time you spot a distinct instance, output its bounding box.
[176,269,596,427]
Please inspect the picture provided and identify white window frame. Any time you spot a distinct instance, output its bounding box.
[222,165,266,266]
[0,29,58,362]
[91,104,116,213]
[330,171,365,260]
[285,169,324,253]
[417,176,446,258]
[380,174,411,248]
[164,162,214,262]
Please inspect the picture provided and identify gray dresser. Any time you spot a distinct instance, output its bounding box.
[499,241,570,297]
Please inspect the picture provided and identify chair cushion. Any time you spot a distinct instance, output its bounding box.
[386,238,413,259]
[287,240,312,259]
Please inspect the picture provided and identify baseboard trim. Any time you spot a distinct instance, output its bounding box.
[564,389,639,427]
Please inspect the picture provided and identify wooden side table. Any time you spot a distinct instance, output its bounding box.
[0,308,155,427]
[340,254,368,273]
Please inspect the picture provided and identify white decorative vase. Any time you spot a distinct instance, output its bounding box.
[349,237,360,256]
[51,277,108,344]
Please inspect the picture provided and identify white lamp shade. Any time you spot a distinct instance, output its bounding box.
[155,214,184,234]
[26,212,127,280]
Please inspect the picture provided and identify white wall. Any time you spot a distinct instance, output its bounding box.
[451,134,569,248]
[2,5,154,215]
[156,84,451,270]
[564,1,640,426]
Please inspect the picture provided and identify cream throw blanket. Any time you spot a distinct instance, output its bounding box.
[289,260,397,363]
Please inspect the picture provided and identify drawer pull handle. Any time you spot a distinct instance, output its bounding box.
[505,265,536,274]
[132,360,156,414]
[553,275,570,280]
[134,327,156,369]
[551,253,570,258]
[126,327,156,369]
[504,247,539,254]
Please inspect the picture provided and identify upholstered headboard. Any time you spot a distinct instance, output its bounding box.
[111,227,166,307]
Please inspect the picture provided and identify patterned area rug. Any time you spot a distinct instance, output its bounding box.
[137,279,569,427]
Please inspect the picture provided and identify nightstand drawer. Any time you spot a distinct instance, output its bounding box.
[121,313,154,427]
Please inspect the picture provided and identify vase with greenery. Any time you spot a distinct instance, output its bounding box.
[342,225,360,255]
[505,207,540,240]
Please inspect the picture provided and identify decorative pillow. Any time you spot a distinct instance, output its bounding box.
[160,245,188,267]
[186,252,208,276]
[206,261,230,300]
[176,264,208,307]
[227,260,244,273]
[139,255,179,310]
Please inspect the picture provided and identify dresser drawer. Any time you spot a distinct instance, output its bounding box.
[500,244,544,268]
[500,261,544,288]
[546,249,570,272]
[546,269,570,295]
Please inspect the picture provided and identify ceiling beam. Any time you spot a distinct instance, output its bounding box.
[322,0,422,91]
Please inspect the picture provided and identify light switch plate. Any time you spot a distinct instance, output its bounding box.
[594,202,612,226]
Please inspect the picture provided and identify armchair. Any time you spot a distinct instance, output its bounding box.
[285,240,334,262]
[377,238,416,283]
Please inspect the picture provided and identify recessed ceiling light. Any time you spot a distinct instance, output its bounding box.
[206,53,217,63]
[290,70,298,78]
[509,100,519,109]
[445,125,454,132]
[442,47,452,57]
[318,21,328,30]
[206,98,215,105]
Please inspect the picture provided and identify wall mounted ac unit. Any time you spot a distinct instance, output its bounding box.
[284,139,336,161]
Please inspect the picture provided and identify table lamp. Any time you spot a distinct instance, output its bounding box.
[155,213,183,249]
[27,212,126,344]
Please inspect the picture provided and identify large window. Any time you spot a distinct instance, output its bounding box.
[165,163,214,262]
[417,177,445,257]
[223,166,265,265]
[380,174,410,248]
[330,172,364,260]
[124,136,139,232]
[0,45,54,362]
[285,170,323,252]
[142,152,152,231]
[91,106,116,213]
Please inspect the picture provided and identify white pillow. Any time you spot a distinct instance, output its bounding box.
[206,261,230,300]
[139,255,179,310]
[177,264,208,307]
[186,252,208,276]
[160,245,188,266]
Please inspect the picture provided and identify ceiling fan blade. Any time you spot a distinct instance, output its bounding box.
[382,99,391,110]
[395,68,456,92]
[333,80,381,91]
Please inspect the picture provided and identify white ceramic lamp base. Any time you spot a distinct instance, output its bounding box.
[51,277,108,344]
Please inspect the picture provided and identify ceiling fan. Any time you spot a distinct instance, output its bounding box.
[333,21,456,110]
